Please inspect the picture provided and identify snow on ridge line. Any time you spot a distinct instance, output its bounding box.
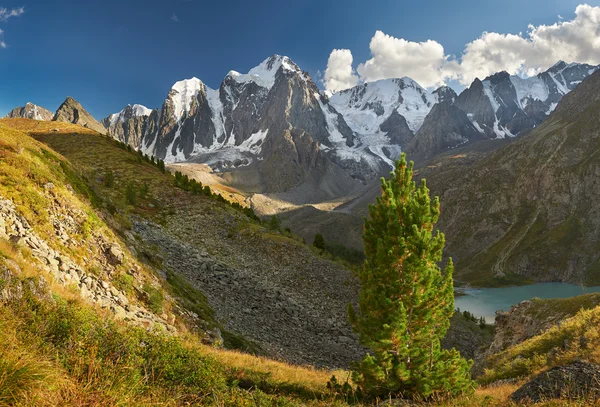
[109,104,153,127]
[329,76,435,135]
[509,75,550,109]
[228,55,302,90]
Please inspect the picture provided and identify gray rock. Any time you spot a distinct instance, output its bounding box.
[511,361,600,403]
[107,244,125,265]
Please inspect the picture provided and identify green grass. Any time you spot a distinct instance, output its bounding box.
[480,306,600,384]
[3,119,600,406]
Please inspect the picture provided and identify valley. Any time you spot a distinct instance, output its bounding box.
[4,3,600,404]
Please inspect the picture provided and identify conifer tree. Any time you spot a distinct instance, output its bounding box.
[348,153,473,400]
[313,233,325,251]
[268,215,281,231]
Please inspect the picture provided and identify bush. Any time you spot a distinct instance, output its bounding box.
[139,182,149,199]
[312,234,325,251]
[115,273,135,296]
[125,182,137,205]
[143,283,164,314]
[268,216,281,231]
[103,170,114,188]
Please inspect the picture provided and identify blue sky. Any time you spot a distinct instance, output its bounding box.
[0,0,597,119]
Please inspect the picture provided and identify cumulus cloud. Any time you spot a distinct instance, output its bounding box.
[324,4,600,92]
[457,4,600,84]
[323,49,359,94]
[356,31,450,88]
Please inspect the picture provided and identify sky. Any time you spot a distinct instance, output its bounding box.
[0,0,599,119]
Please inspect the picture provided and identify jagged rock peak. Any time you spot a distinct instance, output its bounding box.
[432,86,457,104]
[226,54,304,90]
[5,102,53,121]
[104,104,152,127]
[53,96,107,134]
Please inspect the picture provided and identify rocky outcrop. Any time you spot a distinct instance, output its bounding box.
[511,361,600,403]
[53,97,107,134]
[0,196,172,331]
[0,264,53,304]
[484,294,600,359]
[5,102,53,121]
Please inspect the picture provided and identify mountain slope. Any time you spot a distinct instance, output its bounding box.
[3,118,364,367]
[53,96,107,134]
[5,102,53,121]
[417,68,600,285]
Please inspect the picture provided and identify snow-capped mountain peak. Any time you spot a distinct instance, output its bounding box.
[5,102,54,121]
[227,55,303,90]
[170,77,205,120]
[329,76,435,134]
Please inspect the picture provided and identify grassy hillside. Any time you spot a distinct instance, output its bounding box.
[480,305,600,386]
[2,119,599,406]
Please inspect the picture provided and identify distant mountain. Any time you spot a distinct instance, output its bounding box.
[54,97,107,134]
[405,61,599,159]
[406,101,485,161]
[454,61,598,139]
[104,57,598,195]
[101,104,154,148]
[417,68,600,285]
[5,102,53,121]
[105,55,379,194]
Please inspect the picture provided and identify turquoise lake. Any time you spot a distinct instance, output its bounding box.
[454,283,600,323]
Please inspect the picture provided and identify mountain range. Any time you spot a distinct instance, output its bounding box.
[8,56,597,196]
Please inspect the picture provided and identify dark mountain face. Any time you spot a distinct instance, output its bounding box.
[406,101,485,161]
[101,105,154,148]
[54,97,106,134]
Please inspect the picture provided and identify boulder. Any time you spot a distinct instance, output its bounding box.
[511,361,600,403]
[107,244,125,265]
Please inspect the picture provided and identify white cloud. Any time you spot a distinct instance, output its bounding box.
[0,7,24,49]
[171,13,179,22]
[356,31,450,88]
[323,49,359,94]
[457,4,600,84]
[325,4,600,91]
[0,6,24,21]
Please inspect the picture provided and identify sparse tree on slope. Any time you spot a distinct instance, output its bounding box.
[348,153,473,400]
[313,233,325,251]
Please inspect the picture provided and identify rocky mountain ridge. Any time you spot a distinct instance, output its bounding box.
[53,96,107,134]
[5,102,53,121]
[103,57,598,197]
[416,68,600,285]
